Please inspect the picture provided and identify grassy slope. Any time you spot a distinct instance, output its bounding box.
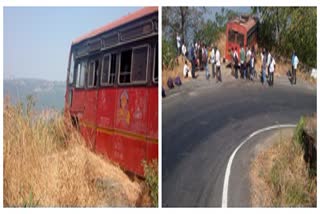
[3,99,145,207]
[250,116,317,207]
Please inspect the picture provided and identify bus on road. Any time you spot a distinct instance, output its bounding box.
[65,7,158,176]
[225,15,257,61]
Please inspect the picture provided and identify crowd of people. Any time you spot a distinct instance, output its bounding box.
[175,33,300,88]
[177,33,223,83]
[230,44,299,86]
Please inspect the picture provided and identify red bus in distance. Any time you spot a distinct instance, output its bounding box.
[64,7,158,176]
[225,15,257,61]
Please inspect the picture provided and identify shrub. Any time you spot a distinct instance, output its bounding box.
[143,160,158,207]
[293,116,305,145]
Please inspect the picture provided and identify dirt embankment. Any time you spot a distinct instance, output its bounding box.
[250,115,317,207]
[3,99,152,207]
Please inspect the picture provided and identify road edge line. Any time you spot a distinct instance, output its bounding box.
[221,124,296,208]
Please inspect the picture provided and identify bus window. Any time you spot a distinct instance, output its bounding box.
[119,50,132,84]
[131,45,149,83]
[101,53,117,86]
[101,54,110,85]
[75,61,86,88]
[236,33,244,46]
[68,53,75,85]
[88,59,99,88]
[153,44,158,83]
[228,30,236,43]
[109,54,117,84]
[75,63,81,88]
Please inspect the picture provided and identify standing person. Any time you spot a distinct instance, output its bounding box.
[189,44,194,61]
[191,56,196,79]
[202,45,207,71]
[266,49,272,78]
[203,45,210,80]
[240,45,245,79]
[176,33,181,56]
[246,46,252,79]
[250,47,255,80]
[262,49,267,84]
[230,47,234,77]
[199,43,203,70]
[291,51,295,77]
[210,47,216,79]
[269,55,276,86]
[215,47,221,82]
[183,60,190,78]
[260,48,265,75]
[293,52,299,84]
[182,42,187,57]
[234,47,239,79]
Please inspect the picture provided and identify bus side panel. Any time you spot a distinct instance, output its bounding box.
[81,90,98,149]
[113,87,149,175]
[95,88,116,159]
[146,86,158,162]
[70,89,86,114]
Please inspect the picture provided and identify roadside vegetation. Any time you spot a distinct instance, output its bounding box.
[250,115,317,207]
[143,160,158,207]
[3,96,152,207]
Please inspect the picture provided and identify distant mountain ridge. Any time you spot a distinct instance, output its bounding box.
[4,78,66,111]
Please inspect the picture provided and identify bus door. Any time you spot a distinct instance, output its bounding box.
[95,53,118,158]
[82,56,100,150]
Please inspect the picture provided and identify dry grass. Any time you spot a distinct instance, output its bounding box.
[216,33,226,59]
[3,98,144,207]
[250,128,317,207]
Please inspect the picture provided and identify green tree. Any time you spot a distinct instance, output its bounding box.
[252,7,316,68]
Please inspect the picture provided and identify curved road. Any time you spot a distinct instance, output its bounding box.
[162,72,316,207]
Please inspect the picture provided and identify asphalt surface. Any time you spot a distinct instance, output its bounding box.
[162,67,316,207]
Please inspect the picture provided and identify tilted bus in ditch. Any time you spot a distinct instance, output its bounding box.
[64,7,158,176]
[225,15,258,61]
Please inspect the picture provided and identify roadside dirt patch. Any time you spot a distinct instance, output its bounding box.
[250,127,316,207]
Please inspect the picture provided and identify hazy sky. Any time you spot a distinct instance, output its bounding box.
[4,7,141,81]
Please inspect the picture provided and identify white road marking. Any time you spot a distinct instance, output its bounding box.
[221,124,296,208]
[166,92,181,100]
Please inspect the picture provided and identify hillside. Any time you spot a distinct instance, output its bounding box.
[3,99,150,207]
[4,78,66,111]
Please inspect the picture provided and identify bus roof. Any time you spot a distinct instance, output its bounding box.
[228,16,257,32]
[72,7,158,45]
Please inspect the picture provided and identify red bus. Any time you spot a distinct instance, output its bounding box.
[225,15,257,61]
[64,7,158,176]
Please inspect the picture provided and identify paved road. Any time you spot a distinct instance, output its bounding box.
[162,68,316,207]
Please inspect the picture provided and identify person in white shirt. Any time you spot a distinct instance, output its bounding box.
[210,47,216,79]
[267,50,272,78]
[182,43,187,57]
[215,47,221,82]
[183,60,190,78]
[176,33,181,55]
[292,53,299,84]
[269,56,276,86]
